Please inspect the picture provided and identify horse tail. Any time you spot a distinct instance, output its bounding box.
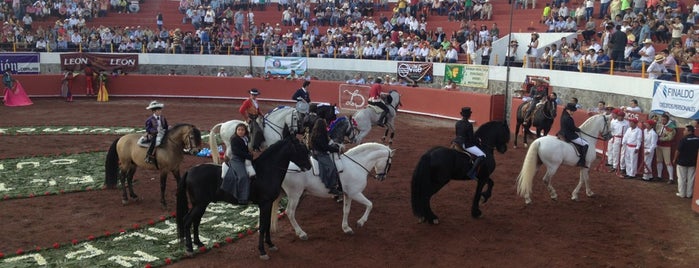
[176,168,190,244]
[104,138,120,188]
[209,123,222,164]
[516,138,541,198]
[411,151,433,219]
[270,195,282,233]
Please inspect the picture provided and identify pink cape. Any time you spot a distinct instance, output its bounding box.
[3,81,33,107]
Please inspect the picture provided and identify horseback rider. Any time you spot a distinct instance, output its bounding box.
[310,119,343,196]
[239,88,263,123]
[454,107,486,180]
[522,79,548,125]
[557,103,589,168]
[292,80,311,125]
[144,100,169,164]
[369,77,390,127]
[222,123,254,205]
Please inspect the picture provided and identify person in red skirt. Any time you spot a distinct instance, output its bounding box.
[84,64,95,96]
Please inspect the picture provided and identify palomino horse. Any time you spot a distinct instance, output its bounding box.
[514,98,556,148]
[516,114,612,205]
[411,121,510,223]
[208,118,264,164]
[176,126,311,260]
[353,90,401,144]
[270,142,394,240]
[105,124,202,208]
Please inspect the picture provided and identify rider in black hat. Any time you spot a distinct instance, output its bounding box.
[558,103,589,167]
[453,107,485,179]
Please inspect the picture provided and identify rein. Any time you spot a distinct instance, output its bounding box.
[579,116,611,141]
[264,109,300,138]
[342,149,392,181]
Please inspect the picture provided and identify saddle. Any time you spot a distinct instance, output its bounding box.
[555,135,584,156]
[310,153,344,176]
[521,101,543,123]
[137,135,162,148]
[367,104,384,114]
[450,142,478,160]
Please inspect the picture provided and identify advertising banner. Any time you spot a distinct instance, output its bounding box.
[338,84,370,111]
[651,81,699,119]
[0,53,40,74]
[59,53,139,72]
[264,57,307,76]
[396,62,433,83]
[444,64,488,88]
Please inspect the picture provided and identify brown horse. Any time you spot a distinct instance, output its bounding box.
[105,124,202,208]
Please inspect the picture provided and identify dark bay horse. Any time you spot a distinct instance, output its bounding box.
[176,126,311,260]
[328,116,359,144]
[514,98,556,148]
[411,121,510,223]
[105,124,202,208]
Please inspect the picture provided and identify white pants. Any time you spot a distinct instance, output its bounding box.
[642,149,655,180]
[463,145,485,157]
[609,136,623,169]
[676,165,696,198]
[624,145,638,176]
[570,137,588,146]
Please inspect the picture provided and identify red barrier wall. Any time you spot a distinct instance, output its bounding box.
[13,74,506,123]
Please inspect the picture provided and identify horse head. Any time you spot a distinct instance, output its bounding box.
[475,120,510,154]
[374,146,395,181]
[385,90,402,110]
[282,124,312,171]
[580,114,612,141]
[249,117,265,151]
[167,124,202,155]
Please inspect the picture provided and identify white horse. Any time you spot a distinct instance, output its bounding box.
[516,114,612,205]
[353,90,402,144]
[270,142,395,240]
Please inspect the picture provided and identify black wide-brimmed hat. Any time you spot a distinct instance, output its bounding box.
[460,107,472,117]
[565,103,577,111]
[249,88,260,95]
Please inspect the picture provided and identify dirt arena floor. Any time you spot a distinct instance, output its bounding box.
[1,98,698,267]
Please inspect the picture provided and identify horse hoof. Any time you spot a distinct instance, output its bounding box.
[344,230,354,235]
[513,145,518,149]
[417,217,426,224]
[299,234,308,240]
[523,143,529,148]
[121,199,128,205]
[269,246,279,252]
[357,221,365,228]
[184,250,194,258]
[431,219,439,225]
[471,211,482,218]
[571,196,579,201]
[259,255,270,261]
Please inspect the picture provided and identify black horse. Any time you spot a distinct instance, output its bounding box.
[309,103,338,123]
[411,120,510,223]
[176,126,311,260]
[514,98,556,148]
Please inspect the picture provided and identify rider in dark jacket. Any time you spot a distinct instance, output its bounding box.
[311,119,342,196]
[557,103,589,167]
[453,107,485,179]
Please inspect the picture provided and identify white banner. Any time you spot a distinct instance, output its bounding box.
[651,81,699,119]
[263,57,307,76]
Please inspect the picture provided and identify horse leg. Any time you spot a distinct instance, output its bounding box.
[350,193,373,228]
[542,168,559,201]
[583,170,595,197]
[159,172,169,209]
[481,178,495,203]
[382,128,389,143]
[285,191,308,240]
[341,194,354,234]
[522,122,530,148]
[514,122,521,148]
[183,204,207,255]
[119,170,129,205]
[572,168,594,201]
[424,178,449,224]
[471,178,486,218]
[191,206,206,248]
[126,169,138,201]
[257,201,273,260]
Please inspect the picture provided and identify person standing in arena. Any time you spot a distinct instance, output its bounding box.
[655,113,677,183]
[673,125,699,198]
[622,118,642,178]
[641,119,658,181]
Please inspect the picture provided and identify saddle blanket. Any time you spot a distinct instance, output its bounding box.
[367,104,383,114]
[137,135,163,148]
[311,153,344,176]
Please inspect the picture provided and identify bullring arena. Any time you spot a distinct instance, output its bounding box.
[1,90,699,267]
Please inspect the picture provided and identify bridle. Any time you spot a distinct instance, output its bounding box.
[579,115,612,141]
[342,148,393,181]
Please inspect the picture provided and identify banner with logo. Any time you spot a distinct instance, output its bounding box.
[338,84,370,111]
[264,57,307,76]
[651,81,699,119]
[396,62,433,83]
[0,53,40,74]
[444,64,488,88]
[59,53,139,72]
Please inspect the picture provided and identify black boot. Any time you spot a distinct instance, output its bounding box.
[377,112,386,127]
[467,156,485,180]
[577,145,589,168]
[145,138,156,163]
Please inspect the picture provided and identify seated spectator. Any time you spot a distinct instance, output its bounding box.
[591,49,611,73]
[627,39,655,71]
[647,55,668,80]
[624,99,643,113]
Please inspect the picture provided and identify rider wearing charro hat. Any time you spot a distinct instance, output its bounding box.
[239,88,263,123]
[145,101,169,164]
[453,107,486,179]
[557,103,589,168]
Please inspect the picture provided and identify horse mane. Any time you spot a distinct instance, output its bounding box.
[254,136,291,164]
[344,142,386,157]
[578,114,603,130]
[163,124,201,146]
[476,121,510,141]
